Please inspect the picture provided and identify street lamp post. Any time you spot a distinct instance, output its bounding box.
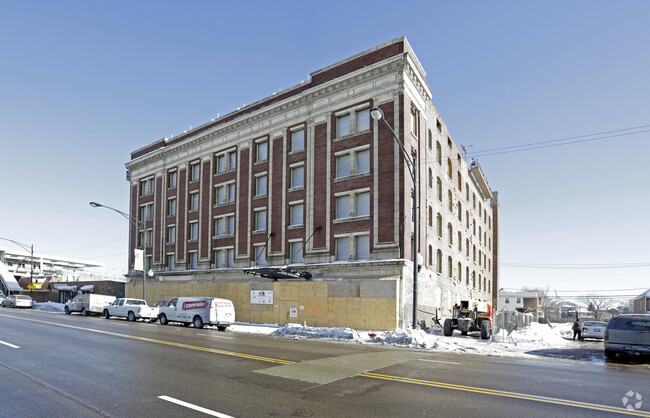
[370,107,420,328]
[0,237,34,296]
[89,201,147,301]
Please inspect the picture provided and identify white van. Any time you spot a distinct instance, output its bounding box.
[158,297,235,330]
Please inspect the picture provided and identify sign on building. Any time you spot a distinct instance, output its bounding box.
[250,290,273,305]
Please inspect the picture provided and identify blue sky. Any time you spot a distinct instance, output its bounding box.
[1,1,648,297]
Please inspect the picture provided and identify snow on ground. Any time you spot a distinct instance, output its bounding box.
[32,302,597,362]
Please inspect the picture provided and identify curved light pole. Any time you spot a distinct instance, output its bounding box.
[89,201,147,301]
[370,107,419,328]
[0,237,34,297]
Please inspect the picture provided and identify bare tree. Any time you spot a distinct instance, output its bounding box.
[579,294,612,321]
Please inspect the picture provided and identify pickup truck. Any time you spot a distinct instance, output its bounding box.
[102,298,158,322]
[65,294,116,316]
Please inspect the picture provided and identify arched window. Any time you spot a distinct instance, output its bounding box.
[457,172,462,190]
[437,177,442,201]
[458,262,462,281]
[428,245,433,266]
[436,249,442,274]
[437,213,443,237]
[447,256,453,278]
[447,223,453,246]
[436,141,442,165]
[472,271,476,288]
[447,158,453,178]
[473,245,476,262]
[466,267,470,285]
[428,206,433,227]
[458,231,462,252]
[428,130,433,150]
[428,168,433,189]
[458,201,462,221]
[448,190,453,212]
[479,274,482,290]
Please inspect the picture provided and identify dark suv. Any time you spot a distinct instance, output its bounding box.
[604,314,650,361]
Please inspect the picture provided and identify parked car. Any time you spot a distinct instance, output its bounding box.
[1,294,33,308]
[154,299,171,308]
[102,298,158,322]
[158,297,235,330]
[604,314,650,361]
[582,321,607,340]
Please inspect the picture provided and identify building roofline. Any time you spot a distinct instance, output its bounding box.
[129,37,415,161]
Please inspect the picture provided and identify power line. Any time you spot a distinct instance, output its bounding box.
[501,262,650,270]
[466,124,650,158]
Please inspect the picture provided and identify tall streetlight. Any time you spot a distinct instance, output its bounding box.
[0,237,34,296]
[89,201,148,301]
[370,107,420,328]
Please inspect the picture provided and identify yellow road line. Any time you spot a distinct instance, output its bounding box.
[0,313,295,365]
[360,372,650,417]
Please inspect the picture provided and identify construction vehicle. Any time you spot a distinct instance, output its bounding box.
[443,300,493,339]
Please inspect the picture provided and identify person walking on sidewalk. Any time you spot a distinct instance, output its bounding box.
[572,318,583,341]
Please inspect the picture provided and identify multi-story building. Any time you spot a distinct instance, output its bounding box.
[125,37,499,329]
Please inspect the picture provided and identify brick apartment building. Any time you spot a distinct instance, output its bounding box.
[124,37,499,329]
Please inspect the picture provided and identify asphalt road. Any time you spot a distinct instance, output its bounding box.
[1,308,649,417]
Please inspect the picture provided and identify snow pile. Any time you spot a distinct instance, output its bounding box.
[274,324,362,340]
[504,322,571,346]
[33,302,65,312]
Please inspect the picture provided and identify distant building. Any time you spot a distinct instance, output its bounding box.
[124,37,499,329]
[498,290,544,321]
[633,288,650,314]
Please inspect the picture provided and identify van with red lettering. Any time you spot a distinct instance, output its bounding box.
[157,297,235,330]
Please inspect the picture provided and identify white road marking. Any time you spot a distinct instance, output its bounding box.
[0,339,20,349]
[158,396,234,417]
[418,358,460,365]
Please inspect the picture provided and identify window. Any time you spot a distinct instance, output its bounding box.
[167,254,175,270]
[140,203,153,222]
[458,262,462,281]
[336,237,350,261]
[168,171,177,188]
[167,226,175,244]
[436,213,442,237]
[428,130,433,150]
[216,150,237,174]
[337,114,351,137]
[436,118,442,132]
[437,177,442,201]
[505,297,510,304]
[255,245,266,265]
[168,198,176,216]
[290,165,304,189]
[428,245,433,266]
[335,190,370,220]
[458,202,462,221]
[447,256,453,278]
[291,129,305,152]
[447,136,452,148]
[436,249,442,274]
[190,192,199,211]
[428,168,433,189]
[436,141,442,165]
[215,248,234,268]
[256,140,268,162]
[190,162,200,182]
[214,215,234,237]
[428,206,433,227]
[140,178,154,196]
[189,222,198,241]
[447,158,453,179]
[215,182,236,205]
[289,241,303,263]
[457,173,461,191]
[356,108,370,132]
[517,297,521,304]
[336,234,369,261]
[336,148,370,178]
[410,108,417,136]
[356,235,370,260]
[458,231,462,252]
[290,203,304,226]
[255,174,267,197]
[254,209,267,231]
[189,252,198,269]
[448,190,453,212]
[337,107,370,138]
[447,223,453,246]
